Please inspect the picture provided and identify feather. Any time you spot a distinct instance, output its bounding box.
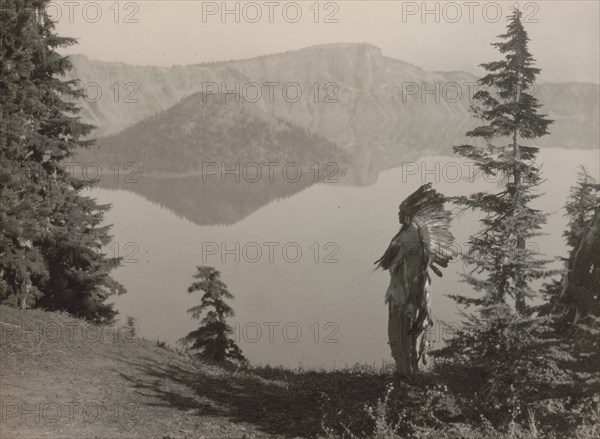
[429,263,443,278]
[402,183,456,272]
[374,231,402,270]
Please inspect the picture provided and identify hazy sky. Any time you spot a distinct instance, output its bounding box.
[53,1,599,83]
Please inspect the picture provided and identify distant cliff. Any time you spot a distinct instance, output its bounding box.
[66,43,599,186]
[64,43,599,143]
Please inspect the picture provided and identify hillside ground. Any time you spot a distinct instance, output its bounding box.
[1,306,587,439]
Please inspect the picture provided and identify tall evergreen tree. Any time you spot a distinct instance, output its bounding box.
[181,266,246,363]
[0,0,125,322]
[562,166,599,250]
[550,169,600,406]
[450,8,553,313]
[436,10,576,430]
[545,167,599,316]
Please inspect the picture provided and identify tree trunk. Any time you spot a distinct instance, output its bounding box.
[513,75,527,314]
[215,307,227,362]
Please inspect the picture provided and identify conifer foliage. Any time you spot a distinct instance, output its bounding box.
[450,8,553,312]
[552,168,600,403]
[181,266,246,363]
[562,166,599,250]
[436,10,577,430]
[0,0,125,322]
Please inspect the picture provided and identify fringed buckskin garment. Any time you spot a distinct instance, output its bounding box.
[375,183,455,376]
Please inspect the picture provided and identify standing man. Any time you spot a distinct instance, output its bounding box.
[375,183,455,376]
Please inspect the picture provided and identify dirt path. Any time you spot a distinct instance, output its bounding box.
[0,306,283,439]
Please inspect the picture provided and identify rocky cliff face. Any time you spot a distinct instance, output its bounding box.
[65,44,599,187]
[66,44,600,223]
[64,43,599,143]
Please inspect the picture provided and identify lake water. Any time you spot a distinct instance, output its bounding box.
[89,147,599,368]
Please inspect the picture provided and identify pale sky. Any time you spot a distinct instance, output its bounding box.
[53,0,600,83]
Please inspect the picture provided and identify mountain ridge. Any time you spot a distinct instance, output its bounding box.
[87,91,348,176]
[63,43,599,142]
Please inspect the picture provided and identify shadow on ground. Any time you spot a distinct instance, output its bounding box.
[116,354,402,438]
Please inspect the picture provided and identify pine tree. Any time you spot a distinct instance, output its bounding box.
[0,0,125,322]
[450,8,553,313]
[541,167,599,315]
[436,10,576,430]
[550,169,600,410]
[181,266,246,363]
[563,166,599,249]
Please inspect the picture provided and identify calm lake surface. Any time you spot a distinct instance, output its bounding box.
[89,147,599,368]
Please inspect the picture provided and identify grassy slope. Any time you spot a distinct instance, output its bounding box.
[0,305,281,439]
[3,305,549,439]
[0,306,455,439]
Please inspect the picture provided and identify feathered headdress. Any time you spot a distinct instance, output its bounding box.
[401,183,456,277]
[375,183,456,276]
